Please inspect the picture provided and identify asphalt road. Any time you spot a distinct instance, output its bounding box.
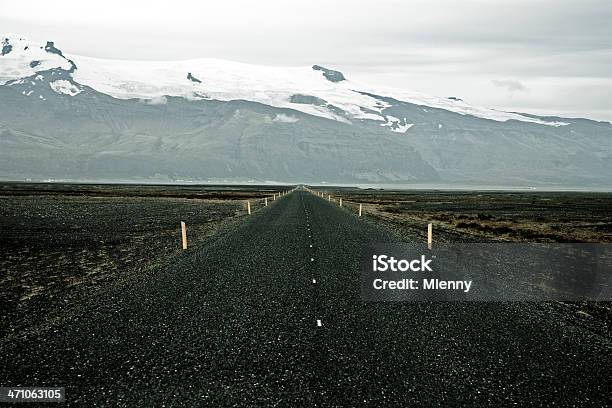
[1,189,611,406]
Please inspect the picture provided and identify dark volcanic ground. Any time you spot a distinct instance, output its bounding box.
[1,187,611,406]
[0,183,287,338]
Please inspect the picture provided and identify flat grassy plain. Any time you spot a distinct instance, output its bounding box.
[0,183,286,338]
[323,189,612,243]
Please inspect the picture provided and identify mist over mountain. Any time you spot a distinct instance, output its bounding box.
[1,35,610,187]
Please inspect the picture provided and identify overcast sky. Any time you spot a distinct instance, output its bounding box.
[1,0,610,121]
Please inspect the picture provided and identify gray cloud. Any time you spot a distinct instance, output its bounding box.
[492,79,527,92]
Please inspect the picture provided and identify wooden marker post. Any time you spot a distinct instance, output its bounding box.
[427,223,433,250]
[339,198,342,207]
[359,204,362,217]
[181,221,187,250]
[247,200,252,215]
[265,197,268,206]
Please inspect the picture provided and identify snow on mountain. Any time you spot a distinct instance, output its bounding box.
[68,55,569,126]
[0,35,74,82]
[49,79,81,96]
[0,35,568,127]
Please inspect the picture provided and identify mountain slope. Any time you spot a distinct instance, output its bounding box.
[1,35,611,187]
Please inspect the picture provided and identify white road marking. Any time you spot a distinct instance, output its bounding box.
[317,319,322,327]
[310,258,314,262]
[313,279,317,283]
[309,244,313,248]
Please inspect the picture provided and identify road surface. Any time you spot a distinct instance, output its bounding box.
[1,189,610,406]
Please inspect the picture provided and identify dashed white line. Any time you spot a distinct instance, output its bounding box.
[317,319,322,327]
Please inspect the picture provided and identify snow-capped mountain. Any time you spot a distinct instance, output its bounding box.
[1,35,611,187]
[0,35,567,126]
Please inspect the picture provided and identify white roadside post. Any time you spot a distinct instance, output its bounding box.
[428,223,433,250]
[265,197,268,206]
[247,200,251,215]
[359,204,362,217]
[181,221,187,250]
[339,198,343,207]
[328,195,331,201]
